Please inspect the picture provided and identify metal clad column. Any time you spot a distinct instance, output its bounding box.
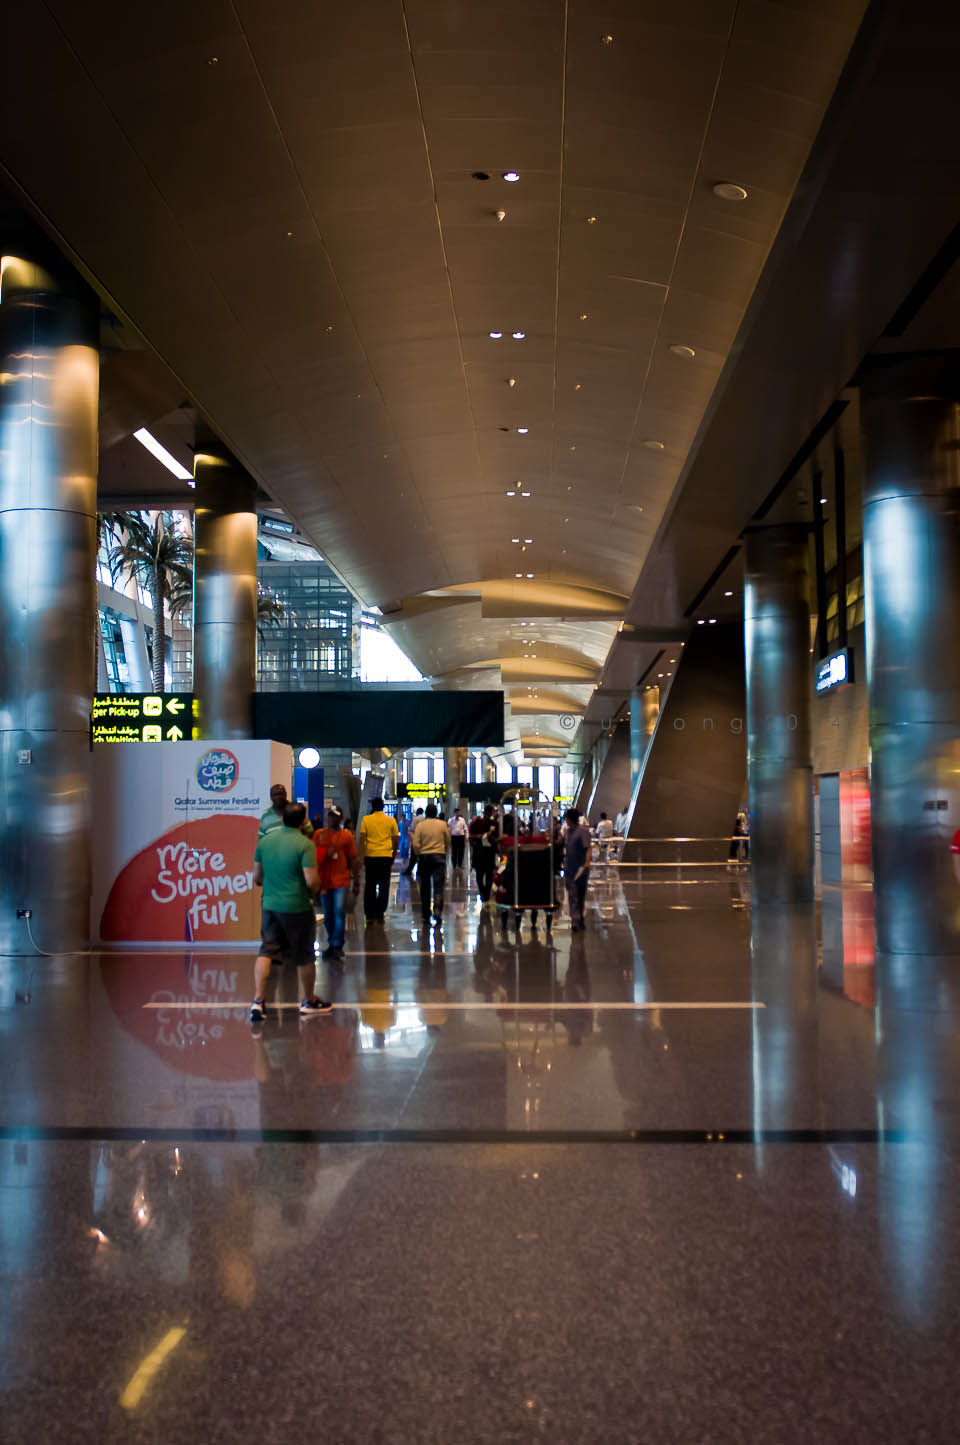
[118,614,151,692]
[0,254,99,951]
[193,449,257,737]
[744,525,814,903]
[861,358,960,955]
[444,746,465,814]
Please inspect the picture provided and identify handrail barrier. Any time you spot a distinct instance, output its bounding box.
[606,836,750,868]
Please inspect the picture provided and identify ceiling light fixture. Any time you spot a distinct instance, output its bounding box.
[508,378,517,387]
[496,210,506,222]
[512,331,526,340]
[724,590,733,597]
[515,572,523,578]
[708,618,717,624]
[713,182,748,202]
[489,330,503,339]
[642,439,665,451]
[697,619,705,626]
[578,313,588,321]
[517,427,529,434]
[669,344,696,359]
[503,171,520,183]
[520,489,531,497]
[586,216,597,224]
[601,34,613,45]
[820,496,828,504]
[526,572,534,578]
[506,489,516,496]
[133,428,193,482]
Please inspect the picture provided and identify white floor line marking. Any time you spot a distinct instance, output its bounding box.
[142,1000,764,1012]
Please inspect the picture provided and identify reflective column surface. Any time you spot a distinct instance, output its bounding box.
[192,450,257,739]
[744,525,815,904]
[0,255,99,953]
[861,357,960,954]
[4,865,960,1441]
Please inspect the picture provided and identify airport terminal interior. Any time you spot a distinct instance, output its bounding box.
[3,1,960,1440]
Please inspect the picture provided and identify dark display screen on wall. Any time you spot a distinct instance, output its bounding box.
[254,690,504,748]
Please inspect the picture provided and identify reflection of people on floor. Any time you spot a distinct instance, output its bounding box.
[416,956,450,1033]
[360,947,396,1048]
[561,933,593,1047]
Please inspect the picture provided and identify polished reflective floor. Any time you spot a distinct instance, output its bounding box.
[3,865,959,1441]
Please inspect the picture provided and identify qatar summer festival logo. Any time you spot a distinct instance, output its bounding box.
[196,748,239,793]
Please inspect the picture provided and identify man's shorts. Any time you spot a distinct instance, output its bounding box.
[260,909,316,967]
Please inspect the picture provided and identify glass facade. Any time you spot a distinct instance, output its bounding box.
[98,608,129,691]
[256,562,356,691]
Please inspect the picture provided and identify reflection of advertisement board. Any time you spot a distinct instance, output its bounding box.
[91,692,199,743]
[92,739,292,945]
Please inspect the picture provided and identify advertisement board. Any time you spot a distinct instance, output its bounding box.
[92,739,292,945]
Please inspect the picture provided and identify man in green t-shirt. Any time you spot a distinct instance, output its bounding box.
[250,802,330,1022]
[259,782,313,838]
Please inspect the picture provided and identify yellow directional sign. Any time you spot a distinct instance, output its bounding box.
[91,693,198,744]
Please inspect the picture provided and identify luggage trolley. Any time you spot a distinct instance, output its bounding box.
[495,787,561,931]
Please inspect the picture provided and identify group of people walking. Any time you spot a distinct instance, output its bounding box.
[248,786,595,1019]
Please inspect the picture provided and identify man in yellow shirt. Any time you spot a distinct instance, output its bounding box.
[358,797,399,924]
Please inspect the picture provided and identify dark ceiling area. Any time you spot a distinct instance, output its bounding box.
[2,0,958,758]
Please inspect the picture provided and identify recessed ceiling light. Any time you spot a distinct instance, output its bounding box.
[724,590,733,597]
[524,538,533,543]
[628,504,644,513]
[207,55,220,65]
[506,489,516,496]
[512,537,521,543]
[503,171,520,183]
[601,34,613,45]
[515,572,523,578]
[489,330,503,339]
[526,572,534,578]
[713,182,748,202]
[669,658,676,663]
[517,427,529,434]
[820,496,828,504]
[697,619,705,626]
[520,490,531,497]
[574,383,581,391]
[507,377,517,387]
[670,344,696,359]
[578,313,588,321]
[657,673,664,678]
[586,216,597,224]
[642,439,665,451]
[512,331,526,340]
[708,618,717,624]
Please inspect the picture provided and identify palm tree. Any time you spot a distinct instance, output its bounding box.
[107,511,194,692]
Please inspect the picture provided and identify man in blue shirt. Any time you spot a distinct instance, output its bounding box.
[563,808,592,931]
